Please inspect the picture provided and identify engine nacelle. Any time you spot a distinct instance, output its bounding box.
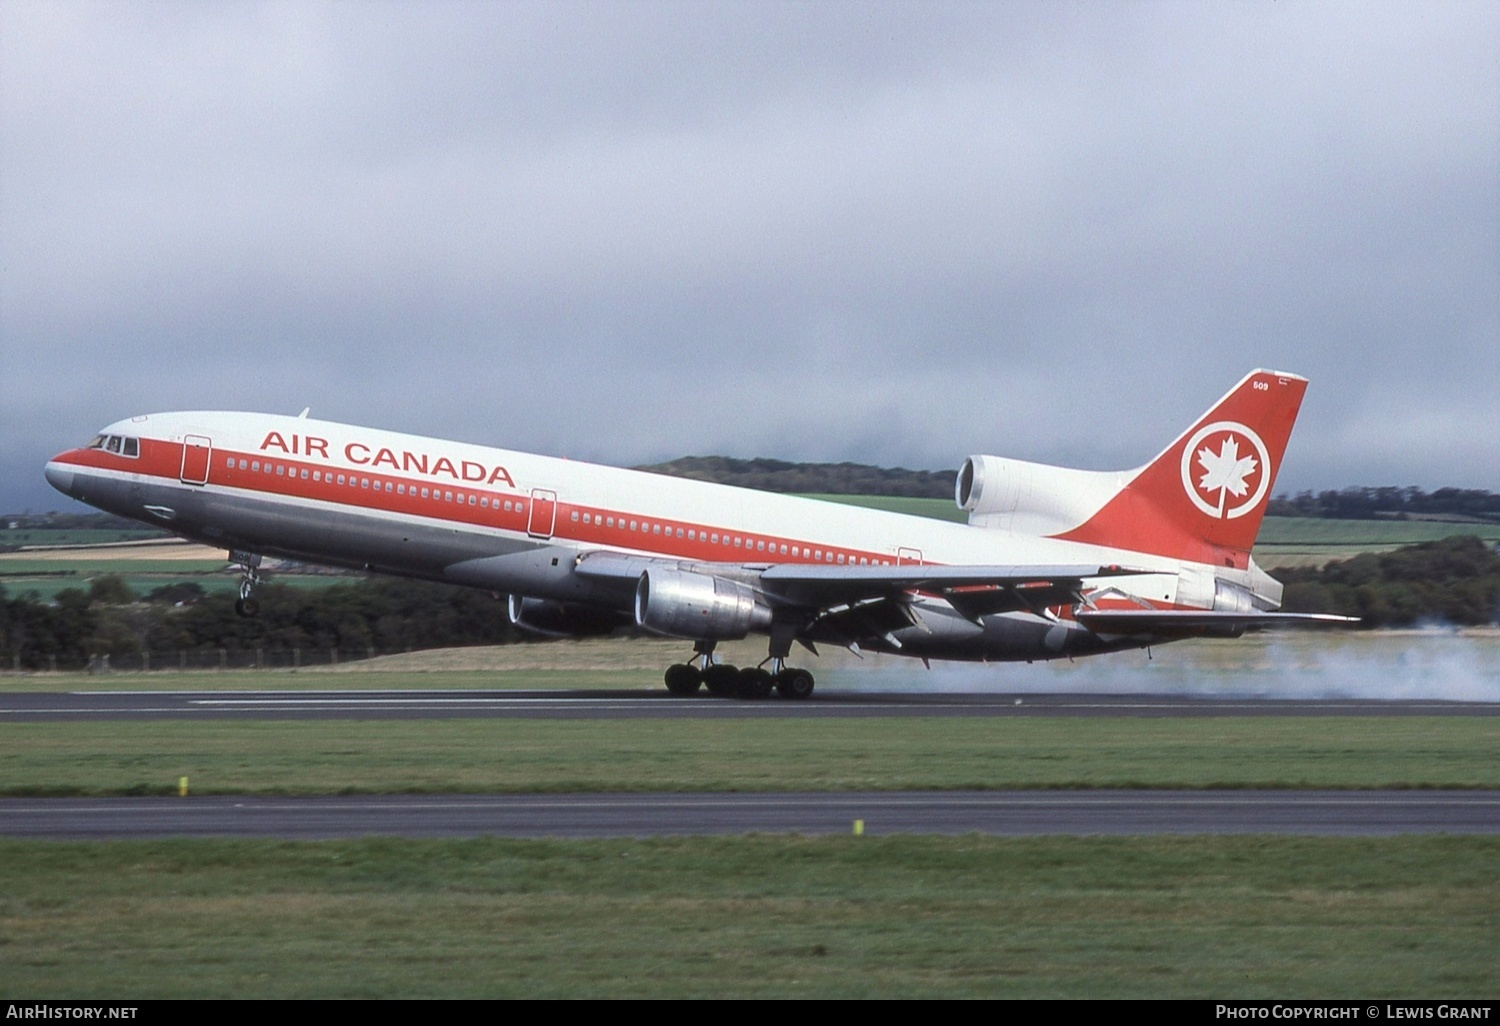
[633,569,772,641]
[507,594,632,638]
[956,454,1130,534]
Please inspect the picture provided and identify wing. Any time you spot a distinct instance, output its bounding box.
[574,550,1139,619]
[757,562,1140,618]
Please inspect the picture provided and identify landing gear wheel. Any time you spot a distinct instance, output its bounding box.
[736,667,775,700]
[702,664,739,697]
[664,663,703,696]
[234,597,260,618]
[775,669,815,700]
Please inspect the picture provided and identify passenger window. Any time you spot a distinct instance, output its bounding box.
[421,487,429,498]
[337,474,345,485]
[606,517,614,527]
[277,466,285,476]
[313,471,321,482]
[676,528,684,539]
[301,469,309,480]
[504,500,512,511]
[224,455,234,468]
[252,461,261,472]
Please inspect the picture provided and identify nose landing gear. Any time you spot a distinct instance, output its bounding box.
[231,550,263,618]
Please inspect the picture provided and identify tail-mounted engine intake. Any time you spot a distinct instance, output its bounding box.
[956,454,1129,535]
[634,569,772,641]
[508,594,633,638]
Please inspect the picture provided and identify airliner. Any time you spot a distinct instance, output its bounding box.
[44,368,1351,698]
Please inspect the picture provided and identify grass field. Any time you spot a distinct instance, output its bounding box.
[1256,518,1500,545]
[2,835,1494,998]
[3,715,1497,796]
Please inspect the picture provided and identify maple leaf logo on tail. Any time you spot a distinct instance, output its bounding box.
[1179,421,1272,520]
[1197,435,1258,517]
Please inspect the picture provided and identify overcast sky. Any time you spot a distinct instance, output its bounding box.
[3,0,1496,514]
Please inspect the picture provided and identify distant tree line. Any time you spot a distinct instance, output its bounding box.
[3,511,154,531]
[1,577,520,670]
[1268,487,1500,522]
[1278,536,1500,627]
[635,456,957,498]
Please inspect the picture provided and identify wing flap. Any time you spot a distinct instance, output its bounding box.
[1077,609,1360,637]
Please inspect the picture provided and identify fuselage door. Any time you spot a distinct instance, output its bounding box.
[897,547,924,566]
[527,488,557,539]
[180,435,212,486]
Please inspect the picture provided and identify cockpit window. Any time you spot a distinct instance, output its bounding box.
[85,434,140,457]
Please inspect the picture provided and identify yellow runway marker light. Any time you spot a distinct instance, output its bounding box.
[178,776,188,797]
[853,819,864,836]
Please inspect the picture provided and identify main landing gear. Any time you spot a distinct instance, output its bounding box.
[231,550,263,618]
[663,640,815,700]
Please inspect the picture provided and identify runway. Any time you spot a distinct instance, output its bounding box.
[4,688,1497,720]
[3,791,1497,839]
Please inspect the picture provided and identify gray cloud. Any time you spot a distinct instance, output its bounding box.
[3,0,1496,512]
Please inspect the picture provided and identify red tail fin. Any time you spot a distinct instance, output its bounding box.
[1055,369,1307,567]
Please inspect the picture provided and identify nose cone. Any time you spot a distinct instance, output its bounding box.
[44,459,75,498]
